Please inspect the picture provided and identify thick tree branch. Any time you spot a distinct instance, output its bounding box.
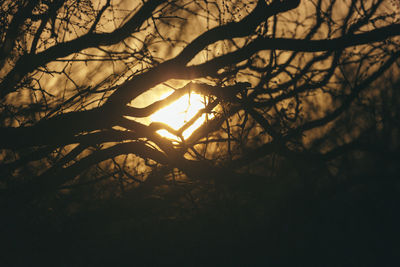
[182,24,400,79]
[0,0,167,98]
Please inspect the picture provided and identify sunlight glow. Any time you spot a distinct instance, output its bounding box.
[150,92,211,140]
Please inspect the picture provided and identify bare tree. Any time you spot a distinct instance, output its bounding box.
[2,0,400,266]
[0,0,399,212]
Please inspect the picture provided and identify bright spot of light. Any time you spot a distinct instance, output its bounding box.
[150,92,212,140]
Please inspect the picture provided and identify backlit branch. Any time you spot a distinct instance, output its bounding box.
[1,0,400,196]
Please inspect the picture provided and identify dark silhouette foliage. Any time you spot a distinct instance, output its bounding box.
[1,0,400,266]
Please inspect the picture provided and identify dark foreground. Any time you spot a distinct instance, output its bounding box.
[1,168,399,267]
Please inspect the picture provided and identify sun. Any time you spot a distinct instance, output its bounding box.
[150,91,211,140]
